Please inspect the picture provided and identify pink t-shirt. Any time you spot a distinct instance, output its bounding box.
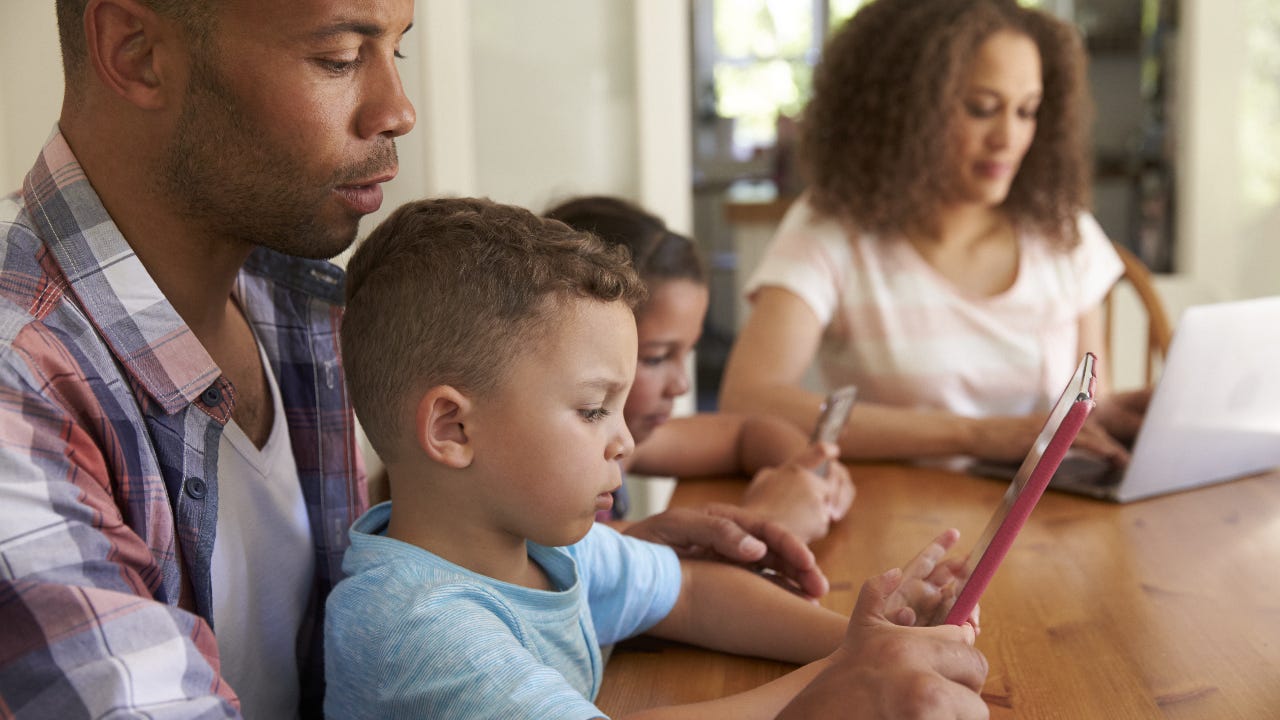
[745,197,1123,417]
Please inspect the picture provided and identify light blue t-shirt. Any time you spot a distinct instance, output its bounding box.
[324,502,682,720]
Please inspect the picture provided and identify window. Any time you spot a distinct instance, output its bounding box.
[692,0,866,161]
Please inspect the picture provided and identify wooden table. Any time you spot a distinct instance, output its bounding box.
[597,464,1280,718]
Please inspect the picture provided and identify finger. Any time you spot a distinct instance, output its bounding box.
[1121,387,1153,413]
[791,440,838,473]
[1076,423,1130,465]
[706,503,813,569]
[902,528,961,582]
[824,466,856,521]
[692,512,770,563]
[851,567,904,624]
[701,503,831,596]
[966,602,981,636]
[752,523,830,598]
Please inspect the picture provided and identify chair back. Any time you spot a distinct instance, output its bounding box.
[1105,243,1173,386]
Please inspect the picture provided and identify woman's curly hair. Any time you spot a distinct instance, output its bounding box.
[800,0,1092,247]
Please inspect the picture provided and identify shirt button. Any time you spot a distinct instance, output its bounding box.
[201,386,222,406]
[185,477,207,500]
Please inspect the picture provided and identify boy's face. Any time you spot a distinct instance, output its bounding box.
[467,298,638,547]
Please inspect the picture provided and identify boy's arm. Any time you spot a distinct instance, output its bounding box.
[646,558,845,664]
[620,568,988,720]
[629,413,807,478]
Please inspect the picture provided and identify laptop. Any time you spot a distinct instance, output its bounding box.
[991,296,1280,502]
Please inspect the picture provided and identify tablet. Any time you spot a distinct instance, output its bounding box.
[936,353,1097,626]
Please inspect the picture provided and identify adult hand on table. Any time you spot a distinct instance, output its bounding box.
[777,567,990,720]
[1091,387,1151,448]
[622,503,829,599]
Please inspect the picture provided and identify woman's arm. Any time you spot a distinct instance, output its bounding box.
[721,287,1023,461]
[1076,305,1150,458]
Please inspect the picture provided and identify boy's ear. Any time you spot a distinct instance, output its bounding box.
[84,0,180,110]
[414,386,474,468]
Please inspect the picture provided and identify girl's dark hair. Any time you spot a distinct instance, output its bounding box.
[545,196,708,298]
[801,0,1092,247]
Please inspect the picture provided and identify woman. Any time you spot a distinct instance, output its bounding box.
[719,0,1148,465]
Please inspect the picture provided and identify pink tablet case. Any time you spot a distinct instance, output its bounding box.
[943,375,1096,626]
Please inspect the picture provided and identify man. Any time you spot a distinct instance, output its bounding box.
[0,1,987,718]
[1,0,413,716]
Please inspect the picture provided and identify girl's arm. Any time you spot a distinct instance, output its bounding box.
[628,412,808,478]
[629,412,855,543]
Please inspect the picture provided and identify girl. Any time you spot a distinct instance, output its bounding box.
[547,196,854,543]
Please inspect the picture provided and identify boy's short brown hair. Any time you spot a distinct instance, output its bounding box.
[342,197,647,462]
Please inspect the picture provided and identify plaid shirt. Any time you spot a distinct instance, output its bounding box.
[0,129,367,718]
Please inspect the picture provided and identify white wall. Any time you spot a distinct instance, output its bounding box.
[468,0,639,210]
[0,4,62,193]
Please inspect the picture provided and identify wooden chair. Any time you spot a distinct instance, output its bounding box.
[1104,243,1173,386]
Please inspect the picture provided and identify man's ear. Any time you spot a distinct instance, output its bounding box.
[84,0,181,110]
[414,386,474,469]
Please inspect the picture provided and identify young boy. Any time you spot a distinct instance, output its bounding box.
[326,197,987,719]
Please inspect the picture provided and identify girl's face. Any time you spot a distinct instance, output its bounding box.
[624,279,710,445]
[946,29,1043,208]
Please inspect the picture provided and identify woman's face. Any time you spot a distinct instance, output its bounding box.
[623,279,710,445]
[947,29,1043,208]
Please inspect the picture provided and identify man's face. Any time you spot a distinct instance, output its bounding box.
[161,0,416,259]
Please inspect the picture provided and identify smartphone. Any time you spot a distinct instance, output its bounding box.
[811,385,856,476]
[932,353,1097,626]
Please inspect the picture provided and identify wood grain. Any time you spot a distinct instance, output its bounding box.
[597,464,1280,718]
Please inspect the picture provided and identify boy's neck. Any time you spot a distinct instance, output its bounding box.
[384,466,553,590]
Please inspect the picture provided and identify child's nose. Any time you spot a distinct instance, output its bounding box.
[664,364,691,398]
[608,422,635,461]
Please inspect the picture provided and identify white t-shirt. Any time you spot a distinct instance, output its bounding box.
[211,349,314,719]
[745,196,1124,418]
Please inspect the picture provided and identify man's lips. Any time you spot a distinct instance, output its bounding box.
[334,172,397,215]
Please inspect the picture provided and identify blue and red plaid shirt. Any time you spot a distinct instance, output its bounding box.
[0,129,367,718]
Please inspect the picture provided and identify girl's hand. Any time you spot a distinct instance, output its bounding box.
[742,443,853,543]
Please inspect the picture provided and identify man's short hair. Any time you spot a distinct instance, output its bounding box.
[55,0,216,92]
[342,197,647,463]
